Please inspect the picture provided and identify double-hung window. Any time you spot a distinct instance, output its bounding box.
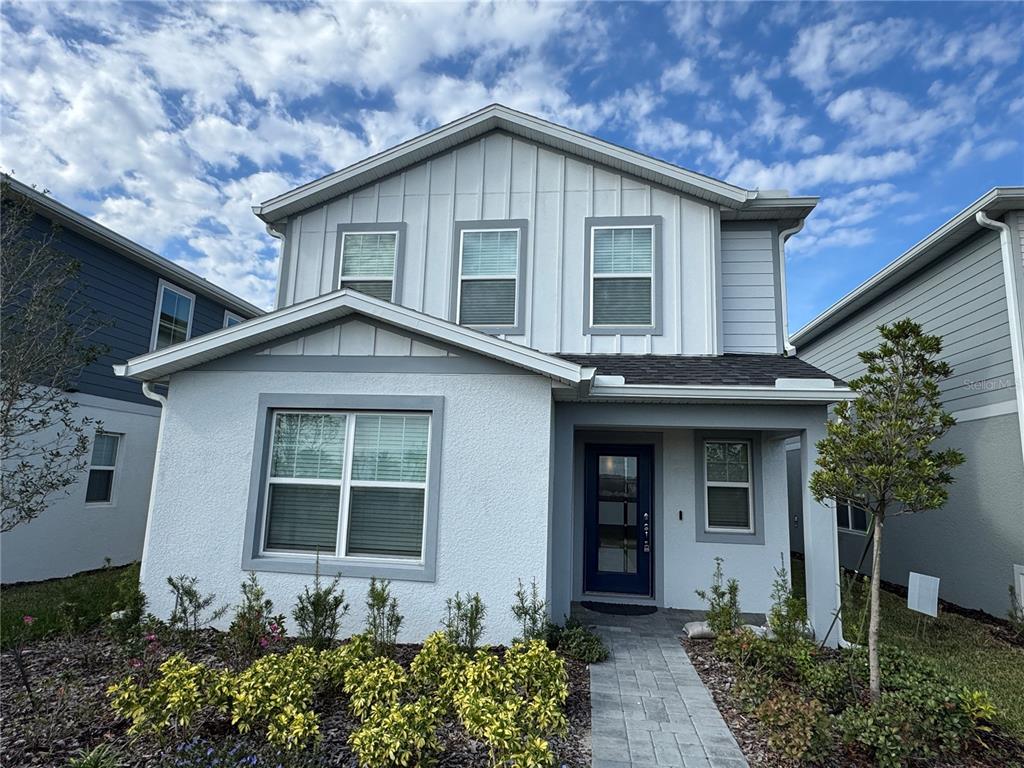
[151,281,195,350]
[457,229,520,328]
[86,432,120,504]
[588,223,656,329]
[338,232,398,301]
[262,410,430,561]
[836,499,869,533]
[703,440,753,532]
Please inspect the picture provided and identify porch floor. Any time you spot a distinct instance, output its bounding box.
[574,604,748,768]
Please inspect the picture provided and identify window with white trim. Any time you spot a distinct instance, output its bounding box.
[151,282,194,350]
[86,432,120,504]
[703,440,753,532]
[457,229,519,327]
[262,410,429,560]
[223,310,244,328]
[836,499,869,533]
[338,232,398,301]
[590,225,655,327]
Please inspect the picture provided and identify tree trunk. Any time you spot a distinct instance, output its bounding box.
[868,512,884,702]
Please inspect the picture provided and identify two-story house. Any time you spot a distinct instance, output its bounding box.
[0,178,262,584]
[114,105,854,644]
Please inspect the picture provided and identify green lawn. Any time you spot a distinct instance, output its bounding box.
[0,562,139,648]
[792,557,1024,738]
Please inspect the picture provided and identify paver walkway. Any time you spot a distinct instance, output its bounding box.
[577,605,749,768]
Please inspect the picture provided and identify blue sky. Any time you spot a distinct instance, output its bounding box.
[2,1,1022,329]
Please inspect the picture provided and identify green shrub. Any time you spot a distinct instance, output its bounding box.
[66,743,121,768]
[958,687,999,741]
[511,578,547,641]
[349,697,441,767]
[105,570,149,656]
[344,656,408,720]
[755,687,830,763]
[365,577,403,656]
[227,572,286,664]
[292,555,349,652]
[442,591,486,650]
[410,631,467,706]
[695,557,741,636]
[166,575,226,647]
[551,620,608,663]
[319,633,374,689]
[767,557,808,647]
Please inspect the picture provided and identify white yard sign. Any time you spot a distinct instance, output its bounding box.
[907,572,940,617]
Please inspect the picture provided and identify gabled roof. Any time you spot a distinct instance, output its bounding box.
[113,289,587,385]
[793,186,1024,348]
[253,104,817,225]
[3,176,263,318]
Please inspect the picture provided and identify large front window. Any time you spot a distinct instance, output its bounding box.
[263,410,429,561]
[703,440,753,532]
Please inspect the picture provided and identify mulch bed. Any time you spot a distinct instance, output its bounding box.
[682,635,1024,768]
[0,630,592,768]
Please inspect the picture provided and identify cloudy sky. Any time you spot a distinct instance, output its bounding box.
[2,1,1021,328]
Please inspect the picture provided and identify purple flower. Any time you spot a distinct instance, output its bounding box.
[22,615,34,625]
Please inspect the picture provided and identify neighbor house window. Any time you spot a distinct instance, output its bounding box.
[86,432,120,504]
[589,224,655,328]
[338,231,398,301]
[262,410,430,561]
[703,440,753,532]
[836,499,869,534]
[457,229,519,327]
[223,310,244,328]
[151,281,195,350]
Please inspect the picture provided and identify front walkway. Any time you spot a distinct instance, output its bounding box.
[577,606,748,768]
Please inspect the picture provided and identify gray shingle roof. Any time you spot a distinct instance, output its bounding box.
[556,354,845,387]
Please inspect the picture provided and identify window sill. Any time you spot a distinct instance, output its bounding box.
[243,553,435,582]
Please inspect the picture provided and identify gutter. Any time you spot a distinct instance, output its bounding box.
[138,383,168,585]
[583,381,857,404]
[778,221,804,356]
[975,211,1024,451]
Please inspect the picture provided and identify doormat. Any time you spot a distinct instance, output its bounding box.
[580,601,657,616]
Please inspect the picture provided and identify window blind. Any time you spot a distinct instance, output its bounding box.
[705,441,752,530]
[271,413,345,480]
[341,233,397,276]
[592,278,652,325]
[459,230,518,326]
[351,414,428,483]
[591,227,653,326]
[265,484,340,552]
[706,487,750,528]
[91,433,119,467]
[346,487,425,557]
[339,280,394,301]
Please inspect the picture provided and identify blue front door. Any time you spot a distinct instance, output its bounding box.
[584,444,654,596]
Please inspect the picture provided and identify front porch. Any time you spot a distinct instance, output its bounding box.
[549,400,843,646]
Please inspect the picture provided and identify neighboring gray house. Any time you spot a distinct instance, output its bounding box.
[115,105,855,644]
[0,178,262,584]
[791,187,1024,617]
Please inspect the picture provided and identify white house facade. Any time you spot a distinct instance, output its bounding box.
[117,105,854,644]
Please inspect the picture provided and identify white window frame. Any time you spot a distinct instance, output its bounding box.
[223,310,245,328]
[456,227,520,329]
[150,279,196,351]
[703,439,754,534]
[836,499,870,534]
[85,431,121,506]
[337,231,399,301]
[259,409,430,565]
[589,224,656,329]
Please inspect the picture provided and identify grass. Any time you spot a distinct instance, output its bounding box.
[0,562,139,649]
[792,556,1024,738]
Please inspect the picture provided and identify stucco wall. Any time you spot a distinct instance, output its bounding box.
[140,367,553,644]
[1,393,158,583]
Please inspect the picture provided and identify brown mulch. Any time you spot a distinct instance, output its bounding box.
[681,635,1024,768]
[0,630,592,768]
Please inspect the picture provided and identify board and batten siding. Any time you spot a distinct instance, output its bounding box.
[276,131,733,356]
[720,224,782,354]
[798,229,1015,413]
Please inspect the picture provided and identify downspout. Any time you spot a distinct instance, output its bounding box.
[778,221,804,356]
[138,382,168,586]
[976,211,1024,453]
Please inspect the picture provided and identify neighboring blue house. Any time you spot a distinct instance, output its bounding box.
[0,177,262,584]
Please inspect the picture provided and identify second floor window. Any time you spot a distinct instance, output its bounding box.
[339,231,398,301]
[590,225,655,328]
[151,281,194,351]
[457,229,520,327]
[223,310,244,328]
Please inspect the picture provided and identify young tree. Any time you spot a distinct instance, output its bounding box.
[0,177,107,531]
[810,319,964,702]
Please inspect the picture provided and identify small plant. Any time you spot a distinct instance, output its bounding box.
[410,631,467,707]
[106,570,149,656]
[1009,583,1024,641]
[548,618,608,663]
[958,687,998,742]
[442,591,486,650]
[166,575,226,646]
[227,572,286,665]
[511,577,547,641]
[365,577,403,657]
[344,656,408,720]
[292,554,349,651]
[755,687,830,763]
[349,697,441,768]
[9,615,38,711]
[695,557,741,636]
[66,743,121,768]
[767,556,808,646]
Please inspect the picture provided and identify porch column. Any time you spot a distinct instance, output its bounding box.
[801,421,843,647]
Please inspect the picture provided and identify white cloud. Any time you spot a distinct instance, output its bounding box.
[826,86,970,151]
[726,150,917,192]
[788,15,913,92]
[951,137,1020,168]
[659,59,708,94]
[731,71,823,152]
[789,183,916,256]
[913,23,1022,70]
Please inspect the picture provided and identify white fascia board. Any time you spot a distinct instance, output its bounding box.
[583,383,858,404]
[114,289,586,385]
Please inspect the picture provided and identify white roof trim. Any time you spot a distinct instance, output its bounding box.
[113,289,587,385]
[577,383,857,404]
[254,104,815,223]
[4,176,263,318]
[793,186,1024,347]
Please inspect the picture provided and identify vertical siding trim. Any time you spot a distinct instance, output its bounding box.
[674,195,683,354]
[478,137,486,220]
[419,160,433,312]
[556,154,566,351]
[526,145,539,347]
[586,165,595,354]
[444,153,458,319]
[709,207,723,354]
